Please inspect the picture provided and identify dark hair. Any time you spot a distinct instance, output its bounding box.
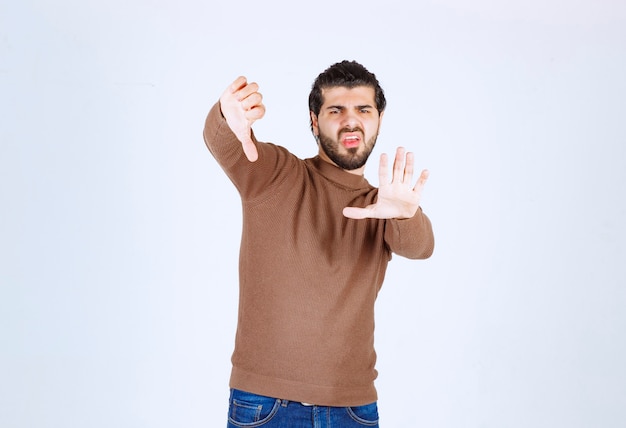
[308,60,386,119]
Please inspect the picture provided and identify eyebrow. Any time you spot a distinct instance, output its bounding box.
[325,104,375,111]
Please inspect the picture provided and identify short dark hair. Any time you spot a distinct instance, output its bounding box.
[308,60,386,119]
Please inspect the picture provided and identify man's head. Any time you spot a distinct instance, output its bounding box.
[309,60,387,118]
[309,61,386,173]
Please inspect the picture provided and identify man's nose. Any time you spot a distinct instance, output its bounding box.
[341,110,359,128]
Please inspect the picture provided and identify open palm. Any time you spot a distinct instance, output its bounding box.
[343,147,428,220]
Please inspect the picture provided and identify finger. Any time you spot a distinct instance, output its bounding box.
[241,137,259,162]
[404,151,415,184]
[228,76,248,93]
[224,76,248,95]
[245,104,266,121]
[240,106,264,162]
[232,121,258,162]
[392,147,405,183]
[240,91,263,111]
[378,153,389,185]
[342,206,370,219]
[235,81,260,101]
[413,169,429,193]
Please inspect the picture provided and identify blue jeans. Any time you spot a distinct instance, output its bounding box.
[226,389,380,428]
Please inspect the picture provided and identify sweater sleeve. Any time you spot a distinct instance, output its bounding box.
[203,101,300,202]
[384,207,435,259]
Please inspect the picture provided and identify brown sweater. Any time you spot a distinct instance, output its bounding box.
[203,102,434,407]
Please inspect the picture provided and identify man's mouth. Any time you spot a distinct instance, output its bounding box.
[341,133,362,149]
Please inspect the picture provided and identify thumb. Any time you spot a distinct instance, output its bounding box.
[342,206,371,219]
[237,105,265,162]
[230,122,258,162]
[240,133,259,162]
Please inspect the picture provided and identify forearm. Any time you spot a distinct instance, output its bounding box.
[384,208,434,259]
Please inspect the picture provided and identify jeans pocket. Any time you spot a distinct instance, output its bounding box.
[346,402,379,426]
[228,389,280,427]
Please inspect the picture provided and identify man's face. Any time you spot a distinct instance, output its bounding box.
[311,86,383,173]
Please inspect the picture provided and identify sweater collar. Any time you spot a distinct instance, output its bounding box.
[308,156,372,190]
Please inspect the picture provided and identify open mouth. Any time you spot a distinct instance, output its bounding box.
[341,133,361,149]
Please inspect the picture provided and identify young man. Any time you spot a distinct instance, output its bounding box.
[203,60,434,427]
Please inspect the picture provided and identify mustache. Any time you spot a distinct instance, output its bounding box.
[339,126,364,136]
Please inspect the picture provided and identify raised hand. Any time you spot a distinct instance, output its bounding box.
[219,76,266,162]
[343,147,429,219]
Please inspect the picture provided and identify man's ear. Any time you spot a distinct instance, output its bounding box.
[310,111,319,137]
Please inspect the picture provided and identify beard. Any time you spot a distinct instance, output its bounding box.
[317,128,379,171]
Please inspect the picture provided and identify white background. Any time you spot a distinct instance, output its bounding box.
[1,1,625,427]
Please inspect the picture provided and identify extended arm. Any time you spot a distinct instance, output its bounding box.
[343,147,434,259]
[203,78,301,201]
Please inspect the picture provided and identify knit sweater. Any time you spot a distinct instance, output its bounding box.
[203,102,434,407]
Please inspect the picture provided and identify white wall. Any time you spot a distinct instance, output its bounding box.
[1,1,625,427]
